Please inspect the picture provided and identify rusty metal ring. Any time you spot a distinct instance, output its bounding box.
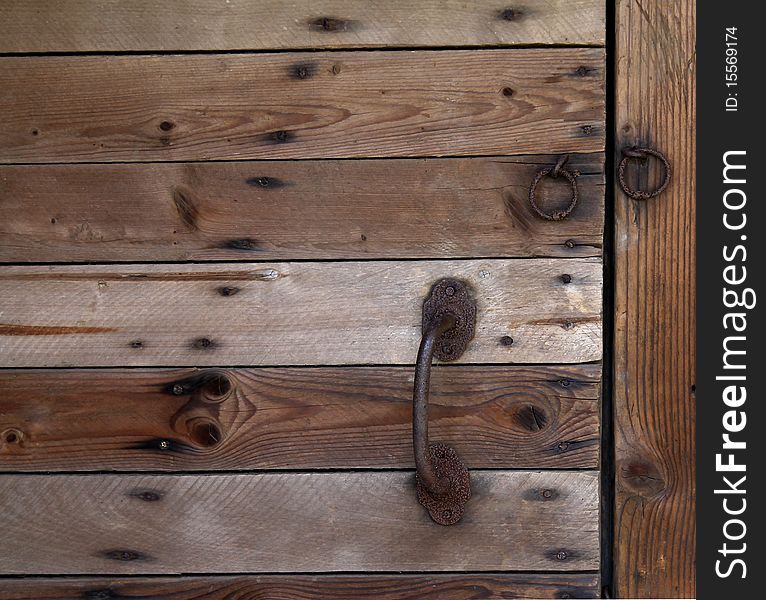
[618,146,671,201]
[528,156,580,221]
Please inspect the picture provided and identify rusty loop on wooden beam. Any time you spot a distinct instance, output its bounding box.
[618,146,672,201]
[528,154,581,221]
[413,279,475,525]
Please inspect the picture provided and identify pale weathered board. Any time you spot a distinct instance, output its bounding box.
[0,50,605,163]
[0,573,601,599]
[613,0,696,597]
[0,154,605,262]
[0,0,606,52]
[0,364,600,471]
[0,471,599,573]
[0,259,602,367]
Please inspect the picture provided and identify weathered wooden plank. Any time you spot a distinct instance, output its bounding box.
[0,0,606,52]
[613,0,696,598]
[0,364,600,471]
[0,573,601,599]
[0,154,604,262]
[0,50,605,163]
[0,259,602,367]
[0,471,599,573]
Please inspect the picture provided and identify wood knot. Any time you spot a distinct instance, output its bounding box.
[291,61,318,80]
[186,417,223,448]
[619,459,666,495]
[268,130,294,144]
[308,16,354,32]
[101,549,150,562]
[129,489,163,502]
[498,7,523,21]
[512,405,548,432]
[200,371,233,401]
[84,589,119,600]
[192,337,215,350]
[245,176,287,189]
[2,428,24,446]
[217,286,241,297]
[223,238,262,251]
[523,487,560,501]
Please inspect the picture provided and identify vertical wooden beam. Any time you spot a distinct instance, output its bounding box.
[613,0,696,597]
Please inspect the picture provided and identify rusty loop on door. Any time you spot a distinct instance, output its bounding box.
[528,154,581,221]
[618,146,671,200]
[413,278,476,525]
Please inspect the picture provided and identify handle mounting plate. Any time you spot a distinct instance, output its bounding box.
[415,443,471,525]
[421,278,476,362]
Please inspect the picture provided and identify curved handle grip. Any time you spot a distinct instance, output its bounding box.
[413,279,476,525]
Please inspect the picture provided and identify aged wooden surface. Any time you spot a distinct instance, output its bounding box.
[0,0,606,52]
[0,154,605,262]
[0,471,599,573]
[613,0,696,597]
[0,50,605,163]
[0,573,601,599]
[0,365,600,471]
[0,259,602,367]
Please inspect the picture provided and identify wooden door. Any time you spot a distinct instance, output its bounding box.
[0,2,606,597]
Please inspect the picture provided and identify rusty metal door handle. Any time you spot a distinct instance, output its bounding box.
[413,279,476,525]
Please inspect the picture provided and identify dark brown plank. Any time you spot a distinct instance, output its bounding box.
[0,50,605,163]
[0,0,606,52]
[613,0,696,597]
[0,365,600,471]
[0,471,599,573]
[0,154,604,262]
[0,573,601,599]
[0,259,603,367]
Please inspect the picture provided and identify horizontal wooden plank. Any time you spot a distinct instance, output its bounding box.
[0,573,601,599]
[0,259,603,367]
[0,50,605,163]
[0,154,605,262]
[0,364,600,471]
[0,0,606,52]
[0,471,599,573]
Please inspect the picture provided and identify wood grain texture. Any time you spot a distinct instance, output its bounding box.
[0,50,605,163]
[0,364,600,471]
[613,0,696,597]
[0,0,605,52]
[0,259,602,367]
[0,154,605,262]
[0,471,599,573]
[0,573,601,599]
